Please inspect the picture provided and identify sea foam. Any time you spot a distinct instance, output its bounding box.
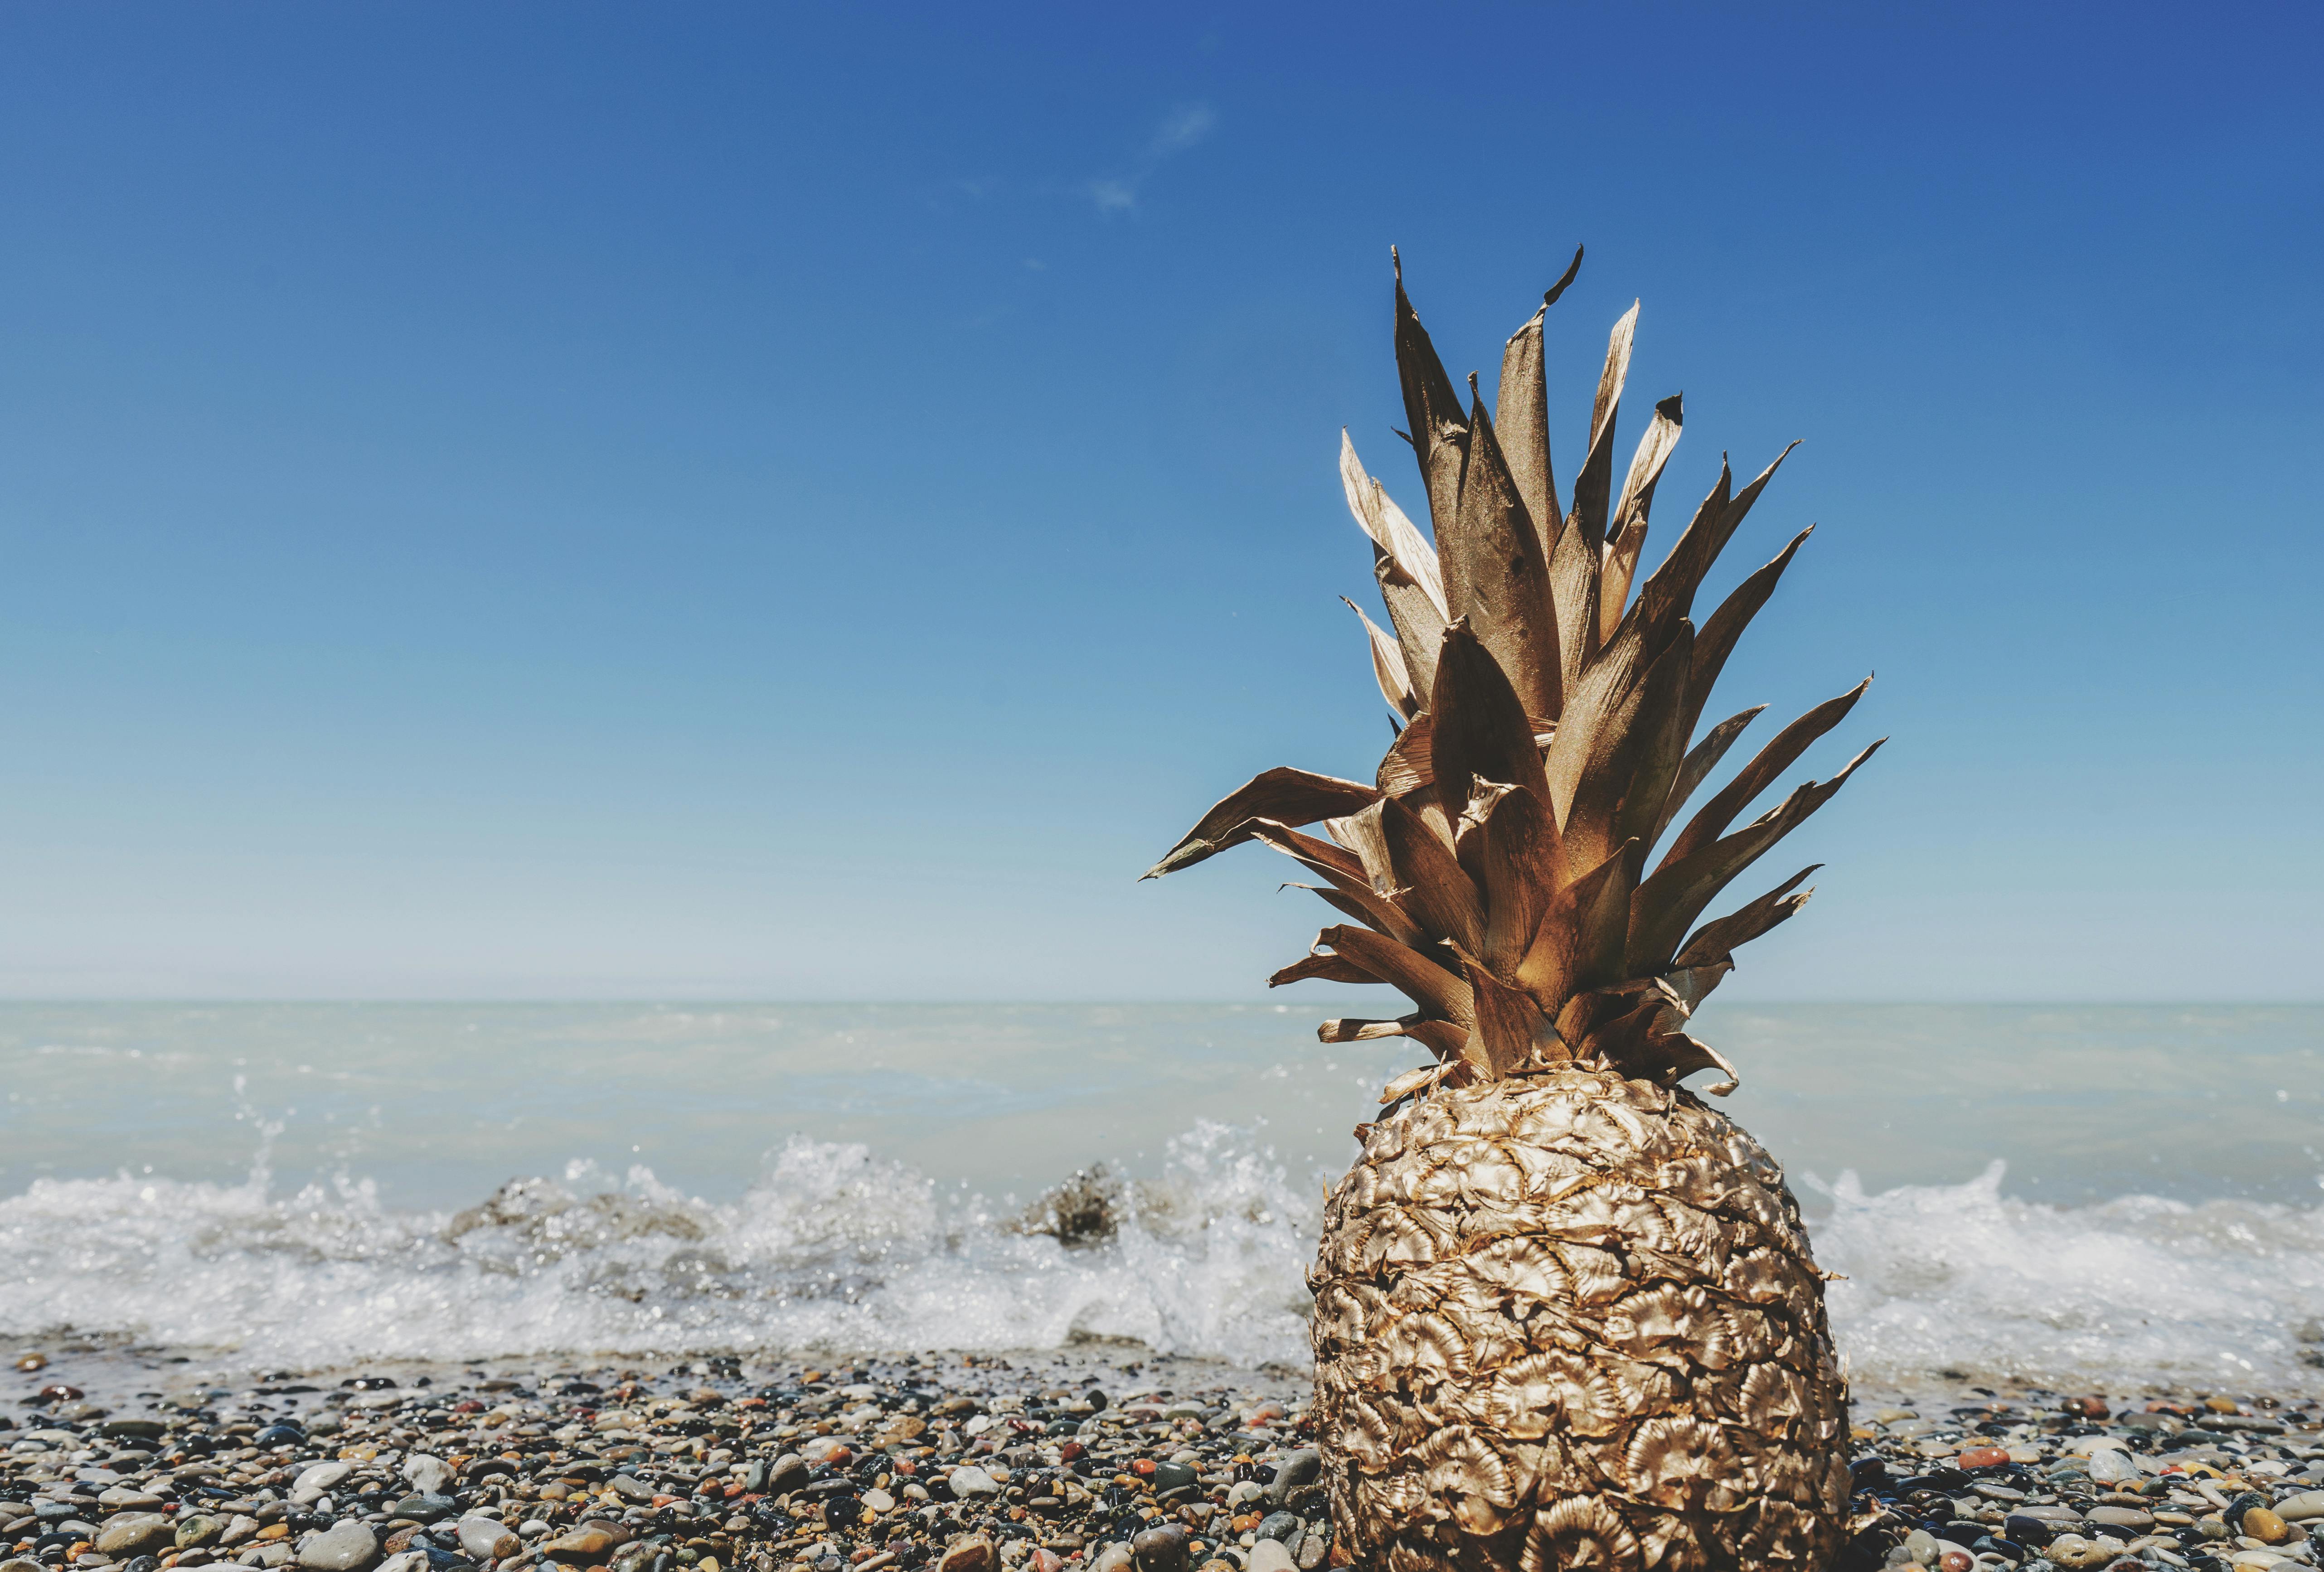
[4,1127,2320,1390]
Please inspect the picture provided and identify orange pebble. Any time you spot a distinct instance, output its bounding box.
[1957,1446,2010,1470]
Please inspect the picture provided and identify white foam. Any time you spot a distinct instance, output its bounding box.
[0,1120,1321,1371]
[1812,1160,2324,1390]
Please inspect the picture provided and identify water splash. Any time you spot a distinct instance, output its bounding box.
[1811,1160,2324,1389]
[0,1120,1321,1371]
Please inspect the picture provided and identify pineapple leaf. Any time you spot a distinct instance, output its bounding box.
[1430,619,1552,821]
[1247,822,1430,950]
[1653,705,1767,843]
[1474,784,1561,977]
[1445,393,1563,721]
[1659,677,1872,873]
[1316,923,1476,1026]
[1268,947,1382,987]
[1380,795,1485,953]
[1672,865,1820,971]
[1496,304,1555,562]
[1564,303,1640,551]
[1391,250,1471,542]
[1680,526,1814,744]
[1598,393,1684,645]
[1342,595,1419,720]
[1625,740,1882,971]
[1143,767,1380,879]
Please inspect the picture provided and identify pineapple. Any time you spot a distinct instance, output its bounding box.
[1145,249,1877,1571]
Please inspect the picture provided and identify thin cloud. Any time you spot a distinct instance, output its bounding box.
[1148,102,1216,158]
[1086,102,1217,215]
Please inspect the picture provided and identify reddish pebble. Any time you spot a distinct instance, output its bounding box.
[893,1460,917,1476]
[452,1400,483,1414]
[1130,1458,1156,1476]
[1939,1554,1973,1572]
[1957,1446,2010,1470]
[2063,1395,2110,1419]
[1029,1553,1063,1572]
[36,1384,84,1403]
[1057,1441,1084,1462]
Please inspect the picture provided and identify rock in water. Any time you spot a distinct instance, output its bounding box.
[295,1522,378,1572]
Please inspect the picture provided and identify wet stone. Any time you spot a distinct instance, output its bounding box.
[295,1522,379,1572]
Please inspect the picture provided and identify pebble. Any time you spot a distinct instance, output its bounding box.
[454,1517,518,1560]
[946,1465,1001,1498]
[292,1522,377,1572]
[1245,1543,1295,1572]
[0,1350,1321,1572]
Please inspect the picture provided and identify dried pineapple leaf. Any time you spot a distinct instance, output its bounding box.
[1513,836,1641,1007]
[1546,494,1603,703]
[1144,767,1381,879]
[1626,740,1882,972]
[1493,243,1585,566]
[1659,677,1872,872]
[1325,798,1396,893]
[1429,619,1551,821]
[1317,923,1476,1026]
[1475,783,1561,976]
[1381,795,1485,953]
[1497,306,1553,563]
[1444,394,1562,721]
[1632,445,1799,661]
[1269,947,1381,987]
[1340,430,1448,619]
[1599,393,1684,645]
[1600,622,1698,864]
[1461,960,1550,1080]
[1342,595,1418,720]
[1392,249,1472,542]
[1681,527,1813,743]
[1322,1015,1472,1066]
[1247,821,1430,950]
[1565,303,1639,552]
[1654,705,1766,843]
[1671,865,1819,971]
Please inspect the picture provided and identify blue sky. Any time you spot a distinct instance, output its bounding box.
[0,2,2316,1000]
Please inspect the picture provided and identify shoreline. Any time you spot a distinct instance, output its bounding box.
[6,1343,2322,1572]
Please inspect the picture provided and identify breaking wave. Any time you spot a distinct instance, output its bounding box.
[5,1131,2321,1391]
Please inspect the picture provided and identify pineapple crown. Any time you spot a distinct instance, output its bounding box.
[1145,248,1880,1102]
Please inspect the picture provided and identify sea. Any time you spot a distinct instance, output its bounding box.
[1,1002,2318,1394]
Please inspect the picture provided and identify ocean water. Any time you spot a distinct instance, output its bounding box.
[1,1002,2318,1391]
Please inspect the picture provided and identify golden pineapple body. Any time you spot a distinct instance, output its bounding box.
[1310,1069,1848,1572]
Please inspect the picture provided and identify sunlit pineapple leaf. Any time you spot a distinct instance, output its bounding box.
[1444,396,1562,721]
[1317,923,1476,1026]
[1679,527,1813,744]
[1654,706,1766,843]
[1671,865,1820,971]
[1143,767,1381,879]
[1565,303,1640,551]
[1626,740,1882,972]
[1659,677,1871,872]
[1598,393,1684,645]
[1380,795,1485,953]
[1392,249,1472,542]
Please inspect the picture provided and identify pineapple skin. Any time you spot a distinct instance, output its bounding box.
[1309,1067,1849,1571]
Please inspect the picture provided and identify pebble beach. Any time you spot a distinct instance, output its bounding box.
[8,1343,2324,1572]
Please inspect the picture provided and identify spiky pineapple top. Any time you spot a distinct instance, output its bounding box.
[1146,249,1878,1101]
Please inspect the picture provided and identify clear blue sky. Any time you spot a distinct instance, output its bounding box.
[0,3,2316,1000]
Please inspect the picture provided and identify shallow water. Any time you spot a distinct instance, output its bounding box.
[1,1002,2318,1390]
